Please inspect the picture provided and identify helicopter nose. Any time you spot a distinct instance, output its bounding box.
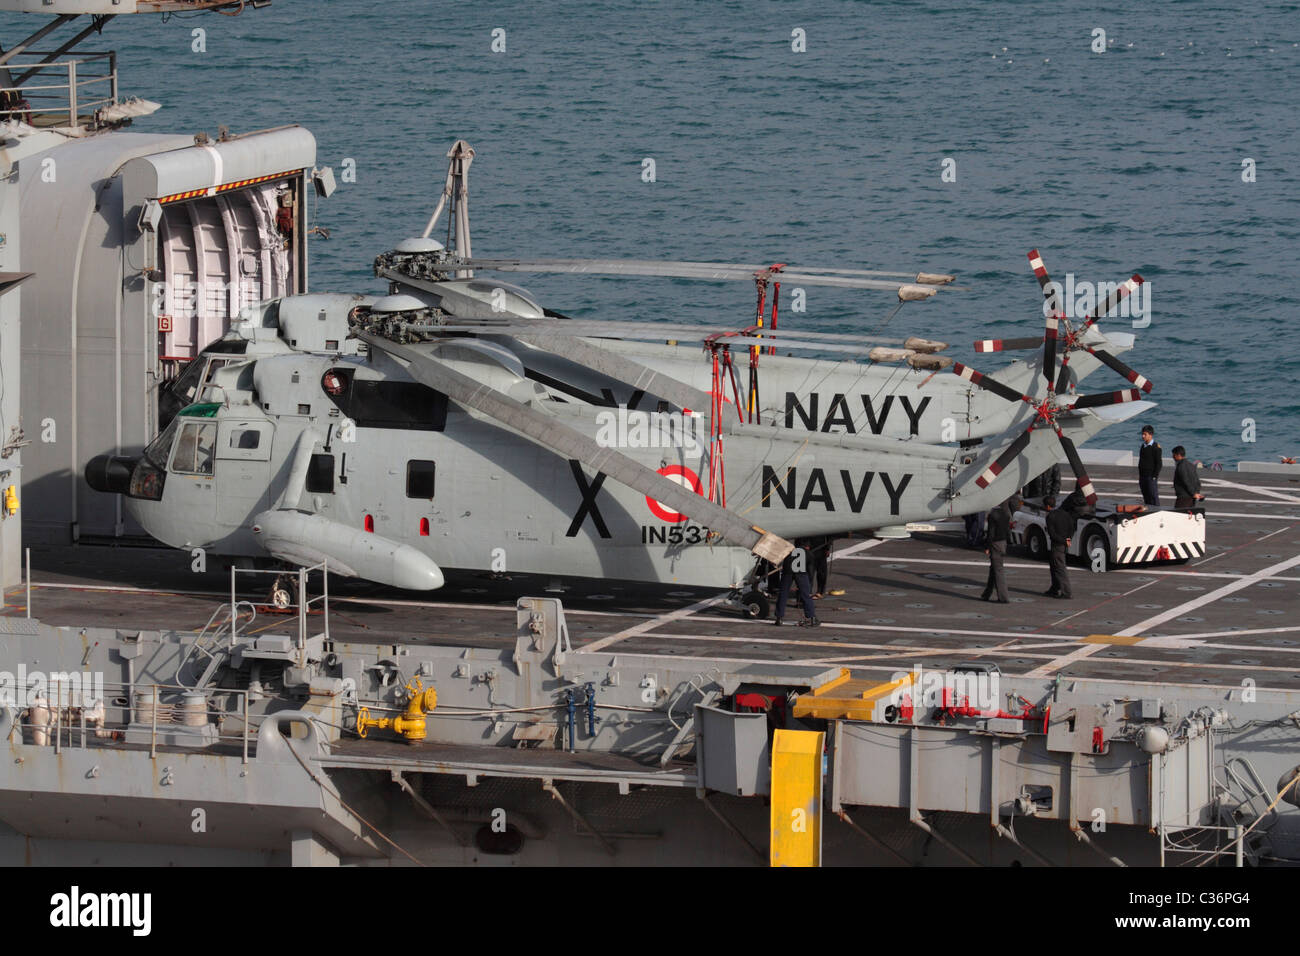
[85,455,138,495]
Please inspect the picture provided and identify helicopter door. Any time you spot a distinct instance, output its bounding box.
[215,419,275,528]
[164,419,219,545]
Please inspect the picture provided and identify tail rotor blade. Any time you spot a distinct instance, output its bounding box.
[1082,274,1144,330]
[1086,347,1154,392]
[1070,388,1143,410]
[1028,250,1062,384]
[1027,249,1063,313]
[975,336,1044,353]
[952,362,1032,406]
[973,426,1035,490]
[1054,351,1074,395]
[1055,429,1098,504]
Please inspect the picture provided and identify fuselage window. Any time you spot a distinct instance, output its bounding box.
[307,453,335,494]
[323,368,448,431]
[170,422,216,476]
[230,428,262,450]
[406,460,436,499]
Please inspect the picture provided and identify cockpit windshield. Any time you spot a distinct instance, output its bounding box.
[143,403,220,471]
[143,418,181,470]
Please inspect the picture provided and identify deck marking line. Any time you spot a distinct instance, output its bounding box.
[1026,551,1300,676]
[1202,479,1300,504]
[581,595,727,652]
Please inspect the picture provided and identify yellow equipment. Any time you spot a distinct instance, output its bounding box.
[769,728,825,867]
[3,486,16,516]
[356,677,437,744]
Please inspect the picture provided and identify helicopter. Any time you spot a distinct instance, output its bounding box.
[83,142,1155,610]
[84,275,1150,611]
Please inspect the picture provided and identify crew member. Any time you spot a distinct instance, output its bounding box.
[810,535,831,598]
[774,538,819,627]
[964,509,986,549]
[1172,446,1205,509]
[1138,425,1162,505]
[1044,495,1074,599]
[980,500,1011,603]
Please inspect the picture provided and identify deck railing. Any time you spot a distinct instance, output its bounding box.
[1,51,118,129]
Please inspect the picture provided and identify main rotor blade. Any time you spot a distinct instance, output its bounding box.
[973,426,1035,490]
[1085,347,1154,393]
[1069,388,1142,410]
[431,258,946,295]
[975,336,1044,353]
[952,362,1032,406]
[356,332,793,563]
[510,330,718,417]
[1054,428,1098,504]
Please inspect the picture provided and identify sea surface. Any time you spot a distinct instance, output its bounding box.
[7,0,1298,463]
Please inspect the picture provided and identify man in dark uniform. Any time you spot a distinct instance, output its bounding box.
[980,500,1011,603]
[1044,495,1075,599]
[809,535,832,598]
[774,538,819,626]
[1172,446,1205,509]
[1138,425,1162,505]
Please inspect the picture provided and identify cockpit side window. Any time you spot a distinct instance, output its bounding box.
[321,367,448,431]
[170,422,217,476]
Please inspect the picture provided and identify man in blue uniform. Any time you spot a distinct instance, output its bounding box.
[1138,425,1162,505]
[774,538,819,627]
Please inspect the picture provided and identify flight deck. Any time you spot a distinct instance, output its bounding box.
[9,464,1299,693]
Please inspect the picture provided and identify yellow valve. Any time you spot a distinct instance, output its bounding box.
[356,677,437,744]
[3,486,16,516]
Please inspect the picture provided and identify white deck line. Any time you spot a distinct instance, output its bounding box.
[835,552,1300,581]
[581,595,727,652]
[1025,551,1300,677]
[1202,479,1300,504]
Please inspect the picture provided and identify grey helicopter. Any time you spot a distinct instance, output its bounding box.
[84,282,1152,620]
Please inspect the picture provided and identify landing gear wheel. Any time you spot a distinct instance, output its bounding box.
[268,574,298,610]
[740,590,770,620]
[1026,527,1048,561]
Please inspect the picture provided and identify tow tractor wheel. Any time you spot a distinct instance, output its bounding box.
[1025,527,1048,561]
[1082,528,1110,573]
[740,590,770,620]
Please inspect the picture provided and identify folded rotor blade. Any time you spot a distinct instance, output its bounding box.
[952,362,1032,406]
[510,330,718,416]
[1055,428,1098,504]
[432,258,946,295]
[973,427,1035,490]
[974,336,1044,353]
[1085,347,1154,393]
[1069,388,1143,410]
[356,332,793,563]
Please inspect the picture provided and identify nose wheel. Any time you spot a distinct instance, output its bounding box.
[265,574,299,613]
[734,589,770,620]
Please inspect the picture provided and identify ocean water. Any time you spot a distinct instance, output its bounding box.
[7,0,1298,463]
